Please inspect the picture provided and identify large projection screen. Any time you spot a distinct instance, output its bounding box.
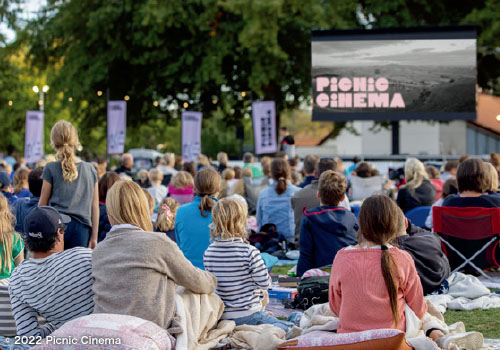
[312,26,477,122]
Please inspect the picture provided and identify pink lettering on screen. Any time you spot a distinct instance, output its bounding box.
[314,76,405,109]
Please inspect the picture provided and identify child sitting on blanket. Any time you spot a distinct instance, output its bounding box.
[329,195,483,349]
[204,197,294,335]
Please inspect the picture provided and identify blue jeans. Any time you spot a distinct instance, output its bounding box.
[232,311,293,333]
[64,219,91,249]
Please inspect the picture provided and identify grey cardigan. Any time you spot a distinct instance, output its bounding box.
[92,226,217,329]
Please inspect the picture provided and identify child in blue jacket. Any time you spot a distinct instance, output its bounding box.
[297,170,358,276]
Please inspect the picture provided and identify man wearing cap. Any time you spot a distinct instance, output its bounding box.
[0,171,17,204]
[8,206,94,337]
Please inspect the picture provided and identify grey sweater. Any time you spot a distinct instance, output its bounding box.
[92,226,217,329]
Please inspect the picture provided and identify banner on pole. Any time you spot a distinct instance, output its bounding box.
[24,110,44,164]
[181,111,202,162]
[252,101,277,154]
[107,101,127,154]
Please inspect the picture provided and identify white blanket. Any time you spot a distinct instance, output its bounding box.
[425,272,500,313]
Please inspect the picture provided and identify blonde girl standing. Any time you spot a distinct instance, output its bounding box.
[39,121,99,249]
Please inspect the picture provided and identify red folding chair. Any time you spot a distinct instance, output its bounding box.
[433,206,500,279]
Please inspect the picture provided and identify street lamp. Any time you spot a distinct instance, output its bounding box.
[33,85,49,111]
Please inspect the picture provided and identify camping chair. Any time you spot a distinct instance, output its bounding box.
[406,206,431,228]
[432,206,500,279]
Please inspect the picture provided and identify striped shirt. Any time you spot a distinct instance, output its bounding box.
[8,247,94,337]
[203,238,271,319]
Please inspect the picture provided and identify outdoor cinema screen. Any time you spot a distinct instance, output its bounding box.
[311,26,477,122]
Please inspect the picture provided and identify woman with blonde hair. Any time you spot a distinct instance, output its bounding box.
[0,195,23,283]
[396,158,436,213]
[155,198,180,242]
[168,170,194,205]
[13,168,31,198]
[484,162,499,195]
[175,167,220,269]
[92,180,216,330]
[39,120,99,249]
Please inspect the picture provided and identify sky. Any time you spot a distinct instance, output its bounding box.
[312,39,476,67]
[0,0,45,43]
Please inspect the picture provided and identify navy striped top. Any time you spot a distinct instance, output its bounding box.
[8,247,94,337]
[203,238,271,319]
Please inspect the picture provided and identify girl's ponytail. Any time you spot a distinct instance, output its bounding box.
[194,167,221,217]
[381,245,399,327]
[59,144,78,182]
[271,158,290,195]
[50,120,81,182]
[276,177,287,195]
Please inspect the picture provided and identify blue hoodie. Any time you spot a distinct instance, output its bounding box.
[297,206,358,276]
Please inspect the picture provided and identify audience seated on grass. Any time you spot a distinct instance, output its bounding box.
[13,168,31,199]
[97,171,120,242]
[298,155,319,188]
[396,158,436,213]
[296,170,357,277]
[243,152,264,179]
[204,197,294,336]
[0,172,16,205]
[329,195,483,349]
[175,167,220,269]
[426,165,444,202]
[292,158,350,245]
[147,168,168,207]
[349,162,384,201]
[442,158,500,208]
[155,197,180,242]
[440,160,458,181]
[9,206,93,337]
[39,121,99,249]
[256,158,300,243]
[12,167,44,234]
[392,207,450,295]
[92,180,216,330]
[167,170,194,205]
[424,178,458,230]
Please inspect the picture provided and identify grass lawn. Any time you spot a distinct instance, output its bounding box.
[271,265,500,339]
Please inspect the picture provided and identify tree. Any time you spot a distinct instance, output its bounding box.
[10,0,500,155]
[21,0,358,150]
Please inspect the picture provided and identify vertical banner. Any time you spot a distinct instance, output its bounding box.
[107,101,127,154]
[181,111,202,163]
[24,110,44,164]
[252,101,277,154]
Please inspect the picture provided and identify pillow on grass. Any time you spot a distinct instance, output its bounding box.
[278,329,412,350]
[31,313,174,350]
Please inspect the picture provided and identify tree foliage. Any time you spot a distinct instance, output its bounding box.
[0,0,498,155]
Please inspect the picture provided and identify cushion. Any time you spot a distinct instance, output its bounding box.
[31,313,175,350]
[278,329,412,350]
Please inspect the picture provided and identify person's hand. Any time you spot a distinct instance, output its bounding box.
[88,239,98,249]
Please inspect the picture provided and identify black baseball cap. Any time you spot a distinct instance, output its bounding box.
[24,206,71,240]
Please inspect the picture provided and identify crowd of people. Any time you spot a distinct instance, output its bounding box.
[0,119,496,349]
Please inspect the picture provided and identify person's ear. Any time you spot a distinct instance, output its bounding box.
[405,218,409,230]
[316,191,320,199]
[340,193,346,202]
[56,228,64,242]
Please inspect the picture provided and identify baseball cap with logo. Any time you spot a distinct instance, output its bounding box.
[24,206,71,240]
